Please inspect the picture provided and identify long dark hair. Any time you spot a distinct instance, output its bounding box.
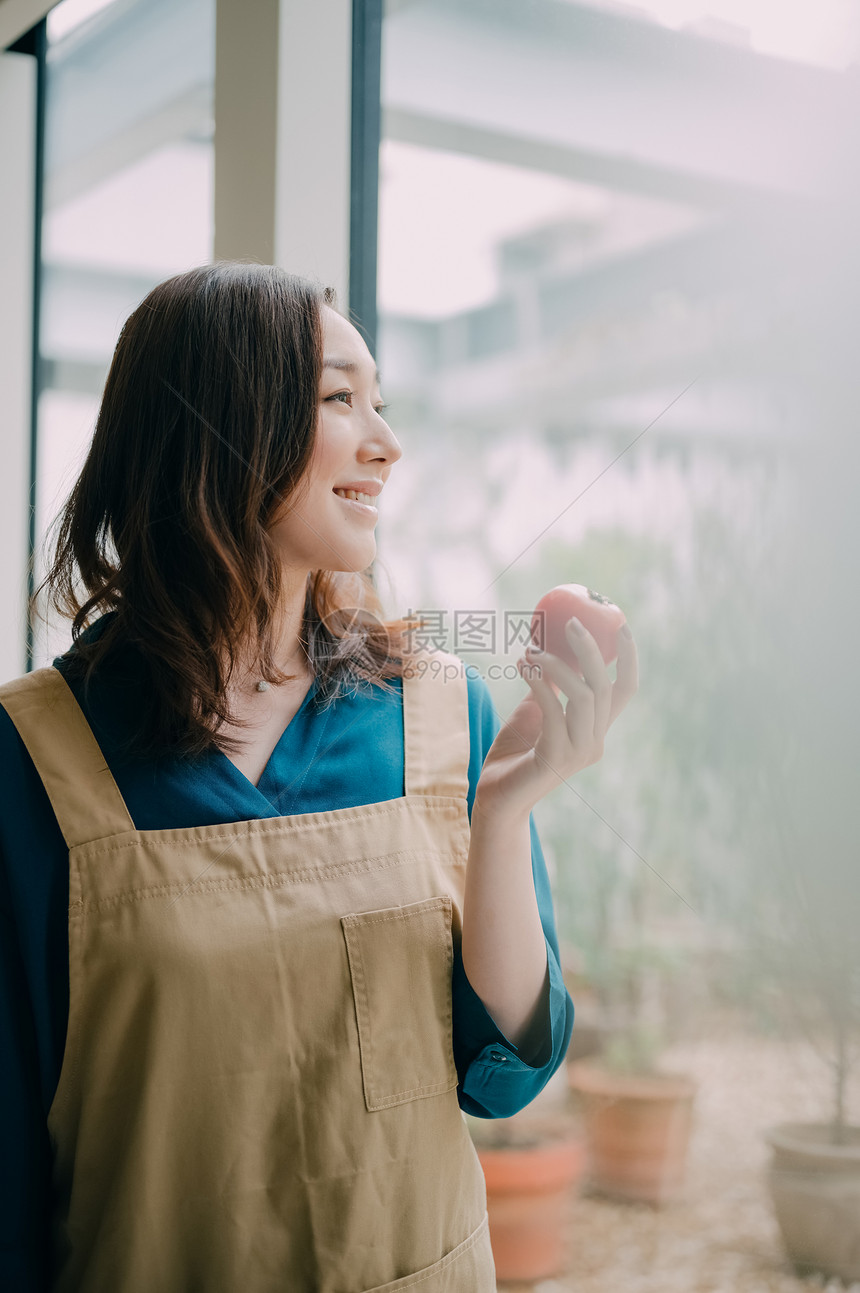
[32,261,415,761]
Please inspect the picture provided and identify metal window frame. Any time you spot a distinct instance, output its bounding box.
[349,0,382,354]
[5,0,383,673]
[5,19,45,675]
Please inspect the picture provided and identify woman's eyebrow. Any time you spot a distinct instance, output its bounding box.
[324,358,382,384]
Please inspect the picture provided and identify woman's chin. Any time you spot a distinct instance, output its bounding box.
[322,542,377,574]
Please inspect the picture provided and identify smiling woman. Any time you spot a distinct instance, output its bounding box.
[31,261,415,762]
[0,259,598,1293]
[265,306,401,593]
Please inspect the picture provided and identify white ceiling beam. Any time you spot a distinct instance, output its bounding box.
[213,0,352,303]
[273,0,352,303]
[213,0,278,264]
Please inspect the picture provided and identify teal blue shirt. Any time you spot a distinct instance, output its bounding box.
[0,617,574,1290]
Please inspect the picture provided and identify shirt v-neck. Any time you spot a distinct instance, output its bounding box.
[51,634,407,831]
[210,675,327,816]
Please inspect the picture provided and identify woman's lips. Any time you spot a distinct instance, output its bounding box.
[333,488,378,516]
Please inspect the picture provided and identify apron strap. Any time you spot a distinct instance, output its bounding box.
[0,666,136,849]
[0,652,470,842]
[402,650,470,799]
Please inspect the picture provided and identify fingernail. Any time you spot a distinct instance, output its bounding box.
[567,617,583,634]
[526,644,543,656]
[620,623,632,638]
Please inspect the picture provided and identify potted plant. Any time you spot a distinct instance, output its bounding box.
[734,558,860,1281]
[560,944,611,1063]
[491,526,705,1208]
[466,1107,586,1283]
[654,430,860,1279]
[566,935,698,1206]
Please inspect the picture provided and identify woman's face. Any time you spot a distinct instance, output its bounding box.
[268,306,402,576]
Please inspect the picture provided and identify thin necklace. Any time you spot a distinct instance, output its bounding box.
[254,659,312,693]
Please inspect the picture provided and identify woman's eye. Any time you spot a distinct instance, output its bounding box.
[325,391,389,417]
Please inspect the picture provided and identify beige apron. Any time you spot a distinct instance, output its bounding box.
[0,650,496,1292]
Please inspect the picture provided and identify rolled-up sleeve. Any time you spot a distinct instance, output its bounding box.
[452,669,575,1119]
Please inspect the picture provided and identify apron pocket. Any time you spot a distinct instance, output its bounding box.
[360,1214,495,1292]
[341,896,459,1111]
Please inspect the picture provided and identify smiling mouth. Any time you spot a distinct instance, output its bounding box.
[331,486,380,512]
[333,488,378,508]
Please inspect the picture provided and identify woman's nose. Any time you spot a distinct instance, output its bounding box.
[364,417,402,466]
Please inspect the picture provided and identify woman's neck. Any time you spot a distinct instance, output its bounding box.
[228,577,312,693]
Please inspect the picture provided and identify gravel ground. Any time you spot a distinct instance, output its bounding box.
[497,1020,860,1292]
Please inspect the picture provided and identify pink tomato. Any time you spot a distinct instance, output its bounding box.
[530,584,627,674]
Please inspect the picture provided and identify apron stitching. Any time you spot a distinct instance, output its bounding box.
[343,915,373,1106]
[370,1214,490,1289]
[50,860,85,1128]
[74,849,468,914]
[73,796,469,860]
[368,1080,458,1106]
[342,899,458,1108]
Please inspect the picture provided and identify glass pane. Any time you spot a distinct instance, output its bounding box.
[33,0,215,666]
[582,0,860,69]
[376,3,860,1279]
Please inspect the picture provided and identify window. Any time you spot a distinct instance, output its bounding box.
[375,0,853,683]
[32,0,215,665]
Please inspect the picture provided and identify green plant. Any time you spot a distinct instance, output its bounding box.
[624,431,860,1144]
[494,523,705,1076]
[586,939,688,1075]
[455,423,858,1115]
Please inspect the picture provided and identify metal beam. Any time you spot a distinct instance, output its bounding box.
[43,0,213,211]
[51,83,211,208]
[383,107,784,217]
[383,0,857,206]
[0,49,38,677]
[349,0,382,351]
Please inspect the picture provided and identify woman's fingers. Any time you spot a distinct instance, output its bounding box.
[564,618,613,740]
[511,620,639,797]
[608,625,639,728]
[527,618,637,743]
[524,645,596,755]
[540,618,610,745]
[518,654,568,737]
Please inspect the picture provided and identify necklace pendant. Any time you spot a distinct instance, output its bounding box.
[256,679,270,692]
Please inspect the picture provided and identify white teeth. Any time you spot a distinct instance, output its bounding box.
[334,489,376,505]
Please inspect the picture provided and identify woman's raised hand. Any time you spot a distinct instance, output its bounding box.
[472,618,639,823]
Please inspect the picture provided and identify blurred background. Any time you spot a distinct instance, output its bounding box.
[2,0,859,1287]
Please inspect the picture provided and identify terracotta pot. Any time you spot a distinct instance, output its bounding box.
[565,1019,608,1063]
[476,1123,586,1283]
[568,1061,696,1205]
[765,1121,860,1283]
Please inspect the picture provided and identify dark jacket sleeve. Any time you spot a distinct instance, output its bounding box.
[0,699,67,1293]
[452,667,575,1119]
[0,868,52,1291]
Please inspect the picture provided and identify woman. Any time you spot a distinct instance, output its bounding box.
[0,262,638,1292]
